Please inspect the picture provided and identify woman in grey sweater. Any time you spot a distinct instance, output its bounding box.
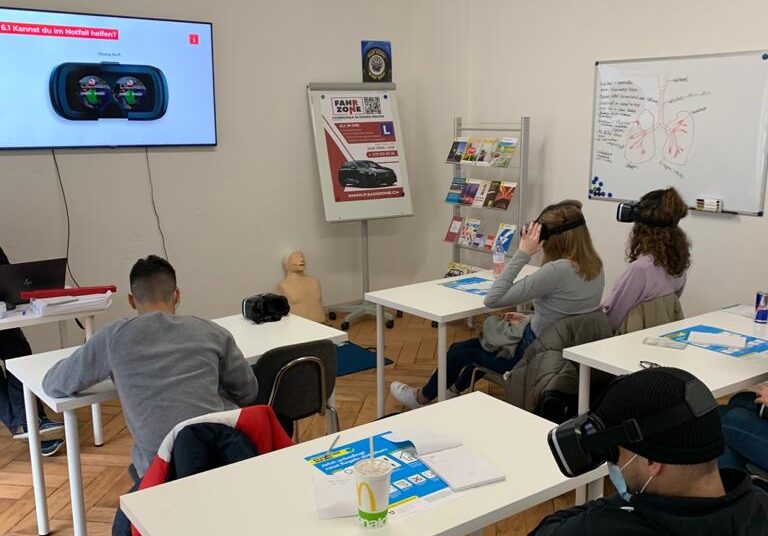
[391,200,604,409]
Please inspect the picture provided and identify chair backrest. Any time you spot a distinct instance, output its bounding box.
[616,293,684,335]
[252,339,337,421]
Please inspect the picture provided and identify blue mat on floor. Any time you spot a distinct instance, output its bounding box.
[337,342,393,377]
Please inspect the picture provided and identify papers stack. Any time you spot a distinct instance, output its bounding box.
[688,331,747,349]
[30,292,113,318]
[383,429,505,492]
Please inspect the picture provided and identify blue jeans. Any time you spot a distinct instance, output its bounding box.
[112,466,141,536]
[421,323,536,401]
[718,391,768,472]
[0,358,46,433]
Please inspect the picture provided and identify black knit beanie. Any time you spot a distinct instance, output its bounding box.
[594,367,724,464]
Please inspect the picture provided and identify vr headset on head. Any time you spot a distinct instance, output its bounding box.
[547,370,717,477]
[531,202,586,241]
[616,190,675,226]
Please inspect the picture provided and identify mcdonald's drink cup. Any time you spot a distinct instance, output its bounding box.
[353,458,393,529]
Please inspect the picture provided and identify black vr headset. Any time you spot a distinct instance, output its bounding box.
[547,369,718,478]
[50,62,168,121]
[616,189,675,227]
[532,202,586,241]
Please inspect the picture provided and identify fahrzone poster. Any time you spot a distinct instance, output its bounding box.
[308,84,413,222]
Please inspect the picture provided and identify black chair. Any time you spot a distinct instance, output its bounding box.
[252,339,338,442]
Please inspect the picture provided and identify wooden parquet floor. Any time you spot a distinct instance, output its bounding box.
[0,312,580,535]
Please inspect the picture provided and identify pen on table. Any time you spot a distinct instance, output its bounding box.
[326,433,340,454]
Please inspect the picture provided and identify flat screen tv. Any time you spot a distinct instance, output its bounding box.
[0,7,216,149]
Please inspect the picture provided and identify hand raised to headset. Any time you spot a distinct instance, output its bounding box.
[519,222,543,256]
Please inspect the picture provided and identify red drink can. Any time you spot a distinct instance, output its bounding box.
[755,291,768,323]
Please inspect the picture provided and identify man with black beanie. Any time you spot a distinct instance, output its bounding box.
[531,367,768,535]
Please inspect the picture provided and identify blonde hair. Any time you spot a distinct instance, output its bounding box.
[539,200,603,281]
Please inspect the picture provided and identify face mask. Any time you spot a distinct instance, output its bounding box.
[607,454,655,502]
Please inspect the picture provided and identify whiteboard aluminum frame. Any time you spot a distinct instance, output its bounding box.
[588,49,768,216]
[307,82,414,222]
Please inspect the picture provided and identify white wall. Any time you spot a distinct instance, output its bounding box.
[466,0,768,316]
[0,0,469,351]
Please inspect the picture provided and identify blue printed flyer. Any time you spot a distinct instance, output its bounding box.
[305,432,453,516]
[663,324,768,358]
[440,276,494,296]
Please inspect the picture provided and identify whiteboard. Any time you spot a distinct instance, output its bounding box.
[307,83,413,222]
[589,51,768,215]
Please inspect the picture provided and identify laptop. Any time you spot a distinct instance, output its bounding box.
[0,258,67,308]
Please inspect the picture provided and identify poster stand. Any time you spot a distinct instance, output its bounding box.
[307,82,412,330]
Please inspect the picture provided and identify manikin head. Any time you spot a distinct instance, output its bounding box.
[284,251,306,274]
[127,255,180,315]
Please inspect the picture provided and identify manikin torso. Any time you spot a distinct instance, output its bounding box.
[277,251,325,323]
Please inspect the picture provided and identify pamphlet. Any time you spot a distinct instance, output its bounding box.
[457,218,481,246]
[490,137,518,168]
[493,224,517,253]
[490,181,517,210]
[459,178,481,205]
[441,276,494,296]
[307,432,454,519]
[445,177,466,204]
[663,325,768,358]
[444,216,464,242]
[472,180,492,207]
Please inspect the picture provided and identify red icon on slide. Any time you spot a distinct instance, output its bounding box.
[189,34,199,45]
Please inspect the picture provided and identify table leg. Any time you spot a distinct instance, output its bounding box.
[437,322,447,402]
[574,363,604,503]
[23,386,50,536]
[83,316,104,447]
[64,410,87,536]
[57,320,68,348]
[376,304,385,419]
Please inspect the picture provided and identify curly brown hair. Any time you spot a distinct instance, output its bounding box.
[627,188,691,277]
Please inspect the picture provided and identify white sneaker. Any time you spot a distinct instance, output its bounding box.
[390,381,427,410]
[445,387,459,400]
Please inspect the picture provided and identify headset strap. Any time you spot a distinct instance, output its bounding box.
[581,394,714,452]
[542,215,586,237]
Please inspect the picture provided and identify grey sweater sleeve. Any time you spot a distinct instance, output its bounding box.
[218,331,259,407]
[42,327,112,397]
[484,250,557,308]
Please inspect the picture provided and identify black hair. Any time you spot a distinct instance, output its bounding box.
[129,255,177,303]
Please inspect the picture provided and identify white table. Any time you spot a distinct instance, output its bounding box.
[1,307,107,446]
[121,392,606,536]
[7,313,347,536]
[365,267,538,417]
[564,309,768,503]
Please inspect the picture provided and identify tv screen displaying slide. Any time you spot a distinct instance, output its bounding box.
[0,8,216,149]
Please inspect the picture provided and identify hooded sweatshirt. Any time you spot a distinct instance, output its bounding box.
[530,469,768,536]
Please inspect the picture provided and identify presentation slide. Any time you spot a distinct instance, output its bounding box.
[0,8,216,148]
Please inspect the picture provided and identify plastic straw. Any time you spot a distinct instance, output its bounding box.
[369,435,374,462]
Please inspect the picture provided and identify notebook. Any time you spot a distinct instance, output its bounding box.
[382,429,505,492]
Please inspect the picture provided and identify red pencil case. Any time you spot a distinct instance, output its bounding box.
[20,285,117,300]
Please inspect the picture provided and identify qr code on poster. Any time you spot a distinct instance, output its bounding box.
[363,96,382,115]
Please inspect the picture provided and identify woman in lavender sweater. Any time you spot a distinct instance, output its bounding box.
[602,188,690,332]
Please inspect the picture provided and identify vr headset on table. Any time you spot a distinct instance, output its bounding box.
[547,369,718,477]
[528,202,586,241]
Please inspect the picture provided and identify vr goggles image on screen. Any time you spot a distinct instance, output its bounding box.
[0,8,216,148]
